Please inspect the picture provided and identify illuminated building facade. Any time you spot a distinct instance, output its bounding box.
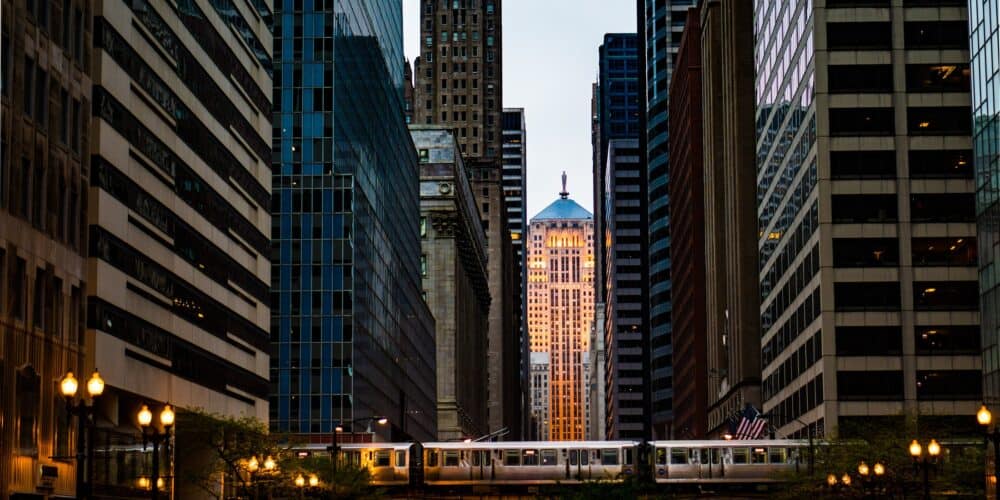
[527,178,595,440]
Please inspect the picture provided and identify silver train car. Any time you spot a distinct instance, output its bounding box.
[293,439,811,488]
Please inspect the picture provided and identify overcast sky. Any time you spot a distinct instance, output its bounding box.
[402,0,638,217]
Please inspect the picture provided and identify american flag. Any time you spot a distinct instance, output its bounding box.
[729,404,768,440]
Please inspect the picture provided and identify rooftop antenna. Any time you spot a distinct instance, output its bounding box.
[560,171,569,199]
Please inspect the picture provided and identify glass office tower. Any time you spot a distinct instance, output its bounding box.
[972,0,1000,406]
[272,0,436,441]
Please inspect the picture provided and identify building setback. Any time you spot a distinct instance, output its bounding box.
[755,0,979,438]
[641,0,698,439]
[1,0,91,496]
[414,0,522,439]
[527,181,595,441]
[272,0,436,442]
[667,9,707,440]
[501,107,531,437]
[701,0,761,437]
[411,126,491,441]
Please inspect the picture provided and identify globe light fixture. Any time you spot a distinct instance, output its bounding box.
[263,455,276,471]
[308,474,319,487]
[858,461,869,476]
[160,404,175,428]
[873,462,885,476]
[137,405,153,427]
[927,439,941,457]
[979,405,993,426]
[247,456,260,473]
[87,370,105,398]
[841,473,851,486]
[60,372,79,398]
[909,439,922,457]
[295,474,305,487]
[827,473,837,486]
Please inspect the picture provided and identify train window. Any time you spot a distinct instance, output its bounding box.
[444,451,459,467]
[376,451,391,467]
[769,448,788,463]
[581,450,589,465]
[699,450,710,465]
[504,450,520,466]
[656,448,667,465]
[523,449,539,465]
[709,449,721,464]
[569,450,578,466]
[427,450,439,467]
[472,450,481,466]
[396,450,406,467]
[624,448,633,465]
[601,449,619,465]
[541,449,557,465]
[670,449,688,464]
[751,448,767,464]
[732,448,750,464]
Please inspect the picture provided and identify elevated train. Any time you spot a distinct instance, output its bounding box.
[296,439,810,488]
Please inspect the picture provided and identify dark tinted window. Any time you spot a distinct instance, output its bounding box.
[910,193,975,222]
[835,282,900,311]
[833,238,898,267]
[836,326,902,356]
[832,194,897,223]
[917,371,982,400]
[830,150,896,179]
[916,325,980,355]
[912,237,976,266]
[827,0,890,5]
[904,21,969,49]
[913,282,979,311]
[909,149,973,178]
[828,65,893,93]
[828,22,892,49]
[838,371,904,400]
[906,64,970,92]
[830,108,895,136]
[907,107,972,135]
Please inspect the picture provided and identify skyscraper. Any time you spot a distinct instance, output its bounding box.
[271,0,436,442]
[755,0,979,438]
[972,0,999,404]
[1,1,91,495]
[593,33,649,440]
[527,178,595,440]
[667,9,707,439]
[641,0,697,439]
[414,0,522,438]
[411,126,491,441]
[701,0,761,438]
[501,107,531,437]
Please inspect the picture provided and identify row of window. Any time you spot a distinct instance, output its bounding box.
[837,370,981,400]
[830,149,973,179]
[831,193,975,223]
[833,281,979,311]
[833,236,976,267]
[836,325,980,356]
[829,107,973,136]
[763,331,822,402]
[0,249,84,344]
[5,152,85,252]
[827,21,968,50]
[829,64,971,94]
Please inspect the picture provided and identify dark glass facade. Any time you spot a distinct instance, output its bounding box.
[271,0,436,441]
[642,0,696,439]
[972,0,1000,406]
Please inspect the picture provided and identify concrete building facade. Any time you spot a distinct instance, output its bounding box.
[527,183,595,441]
[702,0,762,437]
[411,127,491,441]
[755,0,979,438]
[1,0,92,495]
[667,9,707,440]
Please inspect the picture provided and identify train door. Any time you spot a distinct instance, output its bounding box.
[654,446,668,481]
[699,447,722,479]
[470,450,487,481]
[567,448,591,480]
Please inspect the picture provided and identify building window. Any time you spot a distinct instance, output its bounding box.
[420,217,427,238]
[23,56,35,118]
[832,238,898,267]
[905,64,970,92]
[827,22,892,50]
[836,326,902,356]
[838,371,903,401]
[829,108,895,136]
[830,150,895,179]
[912,237,976,266]
[1,31,9,96]
[834,282,900,311]
[16,365,41,454]
[916,371,982,400]
[71,98,80,153]
[913,281,979,311]
[831,194,897,223]
[907,107,972,135]
[11,257,26,320]
[60,88,69,143]
[910,193,975,222]
[421,254,427,277]
[827,65,893,93]
[916,325,980,355]
[909,149,973,178]
[904,21,969,49]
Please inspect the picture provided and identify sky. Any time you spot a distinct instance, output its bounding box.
[402,0,638,218]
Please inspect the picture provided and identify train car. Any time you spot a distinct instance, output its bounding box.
[650,439,809,484]
[334,442,418,486]
[421,440,642,485]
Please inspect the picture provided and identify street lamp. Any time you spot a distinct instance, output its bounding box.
[61,370,104,499]
[328,416,388,476]
[857,460,887,497]
[978,404,1000,491]
[137,404,175,500]
[910,438,941,500]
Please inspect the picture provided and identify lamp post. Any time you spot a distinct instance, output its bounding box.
[327,416,388,476]
[61,370,104,499]
[909,438,941,500]
[137,404,175,500]
[244,454,277,499]
[856,460,886,498]
[978,405,1000,493]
